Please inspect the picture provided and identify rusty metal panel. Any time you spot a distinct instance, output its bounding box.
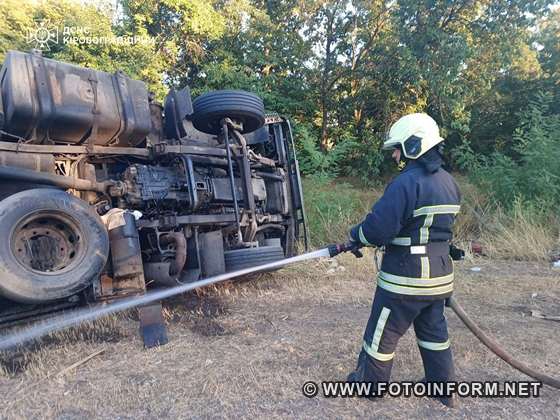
[138,303,168,348]
[0,151,54,172]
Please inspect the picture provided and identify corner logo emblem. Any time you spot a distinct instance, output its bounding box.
[27,20,59,50]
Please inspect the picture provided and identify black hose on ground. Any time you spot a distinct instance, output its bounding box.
[447,297,560,389]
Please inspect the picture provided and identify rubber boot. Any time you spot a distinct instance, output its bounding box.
[346,351,388,399]
[346,351,367,382]
[417,377,459,408]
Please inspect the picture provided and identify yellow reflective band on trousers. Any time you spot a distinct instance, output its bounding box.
[363,340,394,361]
[417,339,450,351]
[377,273,454,296]
[391,237,411,246]
[413,205,461,217]
[363,307,394,362]
[358,226,372,246]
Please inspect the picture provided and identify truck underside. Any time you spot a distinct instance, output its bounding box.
[0,50,307,325]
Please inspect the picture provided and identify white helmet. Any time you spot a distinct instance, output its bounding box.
[383,113,444,159]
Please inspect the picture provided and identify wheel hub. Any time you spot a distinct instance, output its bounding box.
[11,214,82,273]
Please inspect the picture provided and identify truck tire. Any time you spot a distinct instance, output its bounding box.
[0,189,109,303]
[224,245,284,272]
[192,90,265,135]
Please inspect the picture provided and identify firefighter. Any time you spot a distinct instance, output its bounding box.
[347,113,461,408]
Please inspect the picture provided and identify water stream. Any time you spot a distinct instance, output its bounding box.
[0,247,332,351]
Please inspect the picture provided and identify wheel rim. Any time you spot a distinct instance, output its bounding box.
[11,211,85,275]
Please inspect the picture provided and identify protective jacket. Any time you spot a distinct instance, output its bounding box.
[350,148,461,299]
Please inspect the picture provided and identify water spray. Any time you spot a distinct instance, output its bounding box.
[0,247,334,351]
[0,242,558,390]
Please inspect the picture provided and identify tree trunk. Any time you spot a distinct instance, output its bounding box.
[319,3,338,151]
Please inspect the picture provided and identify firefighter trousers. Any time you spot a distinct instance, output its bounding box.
[352,287,454,383]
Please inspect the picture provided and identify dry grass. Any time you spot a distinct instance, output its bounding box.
[452,176,492,244]
[0,315,128,378]
[0,253,558,418]
[479,205,559,261]
[451,177,559,261]
[304,175,559,261]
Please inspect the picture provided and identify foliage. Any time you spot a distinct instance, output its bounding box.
[0,0,559,207]
[464,92,560,210]
[295,123,359,178]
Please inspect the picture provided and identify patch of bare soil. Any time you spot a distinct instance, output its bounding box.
[0,252,559,419]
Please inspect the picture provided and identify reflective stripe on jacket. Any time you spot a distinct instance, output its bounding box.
[351,151,461,299]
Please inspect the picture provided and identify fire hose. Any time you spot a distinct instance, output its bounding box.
[0,242,558,390]
[446,297,560,389]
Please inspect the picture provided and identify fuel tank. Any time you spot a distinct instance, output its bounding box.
[0,50,151,147]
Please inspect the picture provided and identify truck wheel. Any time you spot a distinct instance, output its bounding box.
[224,245,284,272]
[192,90,265,135]
[0,189,109,303]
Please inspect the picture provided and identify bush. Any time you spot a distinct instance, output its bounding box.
[294,124,359,179]
[460,91,560,211]
[339,135,385,186]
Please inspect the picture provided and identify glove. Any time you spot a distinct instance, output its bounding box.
[349,224,360,243]
[347,241,364,258]
[449,244,465,261]
[345,226,364,258]
[327,241,363,258]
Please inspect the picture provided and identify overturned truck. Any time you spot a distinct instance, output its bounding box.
[0,50,307,323]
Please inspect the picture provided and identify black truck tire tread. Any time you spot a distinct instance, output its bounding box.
[224,245,284,272]
[192,90,265,135]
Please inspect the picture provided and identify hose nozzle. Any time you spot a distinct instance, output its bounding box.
[327,241,364,258]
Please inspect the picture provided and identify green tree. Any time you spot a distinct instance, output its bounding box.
[0,0,169,97]
[0,0,558,189]
[0,0,36,55]
[469,92,560,209]
[120,0,226,90]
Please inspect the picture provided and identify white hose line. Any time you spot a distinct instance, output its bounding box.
[0,248,331,351]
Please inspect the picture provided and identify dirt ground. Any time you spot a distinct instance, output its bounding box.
[0,251,559,419]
